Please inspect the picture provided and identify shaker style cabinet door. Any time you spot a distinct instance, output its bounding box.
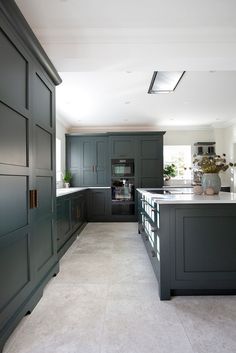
[67,136,108,186]
[0,26,33,343]
[32,70,57,283]
[109,135,136,158]
[87,189,110,221]
[136,134,164,188]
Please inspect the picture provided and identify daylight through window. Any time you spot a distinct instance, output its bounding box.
[164,145,192,179]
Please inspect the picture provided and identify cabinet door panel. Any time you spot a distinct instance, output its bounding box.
[33,74,52,128]
[0,231,30,313]
[137,135,164,188]
[36,176,52,217]
[110,136,135,158]
[176,209,236,276]
[0,175,28,237]
[34,217,53,272]
[140,139,162,159]
[82,140,94,168]
[0,29,28,110]
[88,189,109,220]
[0,103,28,167]
[35,126,52,170]
[34,175,54,272]
[95,138,108,185]
[62,198,71,236]
[68,138,80,168]
[56,198,71,250]
[140,160,163,187]
[81,139,95,185]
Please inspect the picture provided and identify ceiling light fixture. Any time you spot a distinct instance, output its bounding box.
[148,71,185,94]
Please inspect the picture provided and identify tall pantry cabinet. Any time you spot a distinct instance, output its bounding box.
[0,1,61,351]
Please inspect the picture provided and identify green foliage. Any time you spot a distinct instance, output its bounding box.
[63,171,72,182]
[163,164,177,180]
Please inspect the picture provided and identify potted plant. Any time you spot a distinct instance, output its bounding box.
[63,171,72,188]
[193,154,235,194]
[163,164,177,185]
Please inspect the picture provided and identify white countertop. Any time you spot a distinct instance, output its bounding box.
[56,187,111,197]
[137,188,236,204]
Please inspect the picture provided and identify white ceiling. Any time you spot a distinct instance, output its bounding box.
[16,0,236,131]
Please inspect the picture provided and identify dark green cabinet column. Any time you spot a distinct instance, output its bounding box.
[136,134,164,188]
[0,1,61,351]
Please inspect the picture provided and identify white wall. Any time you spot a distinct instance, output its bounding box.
[164,129,214,147]
[56,118,67,186]
[214,125,236,189]
[163,126,236,188]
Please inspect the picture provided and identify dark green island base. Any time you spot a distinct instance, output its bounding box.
[137,189,236,300]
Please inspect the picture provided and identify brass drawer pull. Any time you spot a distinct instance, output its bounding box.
[29,190,38,209]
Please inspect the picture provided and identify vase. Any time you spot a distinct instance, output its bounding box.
[201,173,221,194]
[164,179,171,186]
[64,182,70,188]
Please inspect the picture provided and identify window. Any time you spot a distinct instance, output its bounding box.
[56,138,62,182]
[164,145,192,179]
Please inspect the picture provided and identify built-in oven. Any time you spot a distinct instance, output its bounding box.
[111,159,134,178]
[111,159,135,216]
[111,179,135,215]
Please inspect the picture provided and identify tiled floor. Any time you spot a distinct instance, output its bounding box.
[3,223,236,353]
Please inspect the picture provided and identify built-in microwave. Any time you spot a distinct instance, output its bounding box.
[111,159,134,178]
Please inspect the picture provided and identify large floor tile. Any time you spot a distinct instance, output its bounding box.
[3,284,107,353]
[172,296,236,353]
[3,222,236,353]
[100,299,194,353]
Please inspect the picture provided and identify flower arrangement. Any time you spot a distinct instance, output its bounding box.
[163,163,177,180]
[193,154,235,174]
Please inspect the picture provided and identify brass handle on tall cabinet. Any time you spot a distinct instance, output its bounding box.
[30,190,38,209]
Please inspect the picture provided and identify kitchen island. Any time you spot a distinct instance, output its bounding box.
[137,188,236,300]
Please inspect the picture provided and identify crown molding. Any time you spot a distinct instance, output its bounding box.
[0,0,62,85]
[211,118,236,129]
[33,26,236,45]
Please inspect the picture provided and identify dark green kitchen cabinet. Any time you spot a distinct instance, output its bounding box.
[87,188,110,221]
[109,135,136,158]
[71,192,86,231]
[0,1,61,351]
[56,197,71,251]
[67,136,108,186]
[136,134,164,188]
[56,191,86,259]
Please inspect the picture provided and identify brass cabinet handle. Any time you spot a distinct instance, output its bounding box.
[29,190,38,209]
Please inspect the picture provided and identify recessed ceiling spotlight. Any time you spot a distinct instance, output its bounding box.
[123,118,129,122]
[125,101,130,104]
[126,71,132,74]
